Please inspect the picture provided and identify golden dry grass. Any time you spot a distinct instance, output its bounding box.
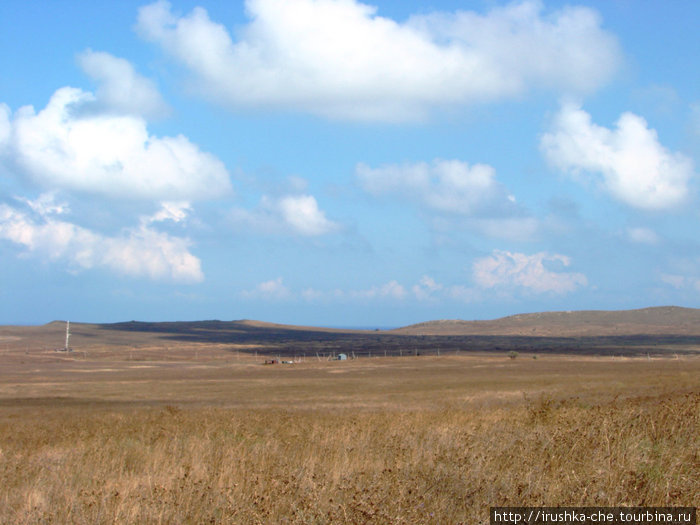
[0,353,698,524]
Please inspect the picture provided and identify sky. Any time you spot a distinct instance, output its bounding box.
[1,0,699,327]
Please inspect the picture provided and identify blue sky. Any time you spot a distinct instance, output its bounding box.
[1,0,699,327]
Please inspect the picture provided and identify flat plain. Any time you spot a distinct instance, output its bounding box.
[0,312,698,523]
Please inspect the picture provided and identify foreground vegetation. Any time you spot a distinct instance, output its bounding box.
[0,355,698,524]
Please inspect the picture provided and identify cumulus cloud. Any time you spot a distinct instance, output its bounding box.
[230,194,339,236]
[410,276,482,303]
[312,278,475,303]
[136,0,620,121]
[298,273,508,304]
[351,280,407,300]
[16,192,69,217]
[277,195,339,236]
[0,53,221,280]
[540,103,695,210]
[357,158,534,239]
[0,196,203,282]
[412,275,443,301]
[297,280,409,302]
[472,250,587,294]
[300,287,326,301]
[259,267,586,305]
[2,85,231,201]
[660,256,700,294]
[357,159,518,216]
[144,201,193,224]
[78,49,169,118]
[240,277,291,300]
[660,274,700,294]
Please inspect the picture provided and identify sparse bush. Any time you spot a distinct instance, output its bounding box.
[508,350,519,359]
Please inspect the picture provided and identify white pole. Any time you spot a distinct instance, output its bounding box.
[65,321,71,351]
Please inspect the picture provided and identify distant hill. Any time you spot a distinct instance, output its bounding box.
[390,306,700,337]
[3,306,700,348]
[0,318,375,351]
[102,319,373,335]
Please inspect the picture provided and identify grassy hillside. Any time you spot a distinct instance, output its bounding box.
[4,306,700,359]
[392,306,700,336]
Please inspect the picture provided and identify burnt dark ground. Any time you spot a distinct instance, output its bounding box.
[100,320,700,357]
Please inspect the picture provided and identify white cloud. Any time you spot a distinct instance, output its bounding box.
[241,277,291,300]
[540,103,695,210]
[351,280,407,300]
[412,275,443,301]
[277,195,339,236]
[3,85,231,201]
[357,158,534,239]
[230,194,339,236]
[0,197,203,282]
[144,201,192,224]
[261,270,589,305]
[472,250,587,294]
[299,275,481,304]
[357,159,518,216]
[78,49,169,118]
[16,193,69,217]
[660,273,700,294]
[301,287,325,301]
[660,256,700,294]
[136,0,619,121]
[296,280,409,302]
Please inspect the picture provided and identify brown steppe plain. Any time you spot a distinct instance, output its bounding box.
[0,309,698,524]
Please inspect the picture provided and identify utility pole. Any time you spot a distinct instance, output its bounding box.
[65,321,72,352]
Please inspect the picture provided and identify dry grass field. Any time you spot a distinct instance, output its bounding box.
[0,321,698,523]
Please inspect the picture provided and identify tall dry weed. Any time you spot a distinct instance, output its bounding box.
[0,389,697,524]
